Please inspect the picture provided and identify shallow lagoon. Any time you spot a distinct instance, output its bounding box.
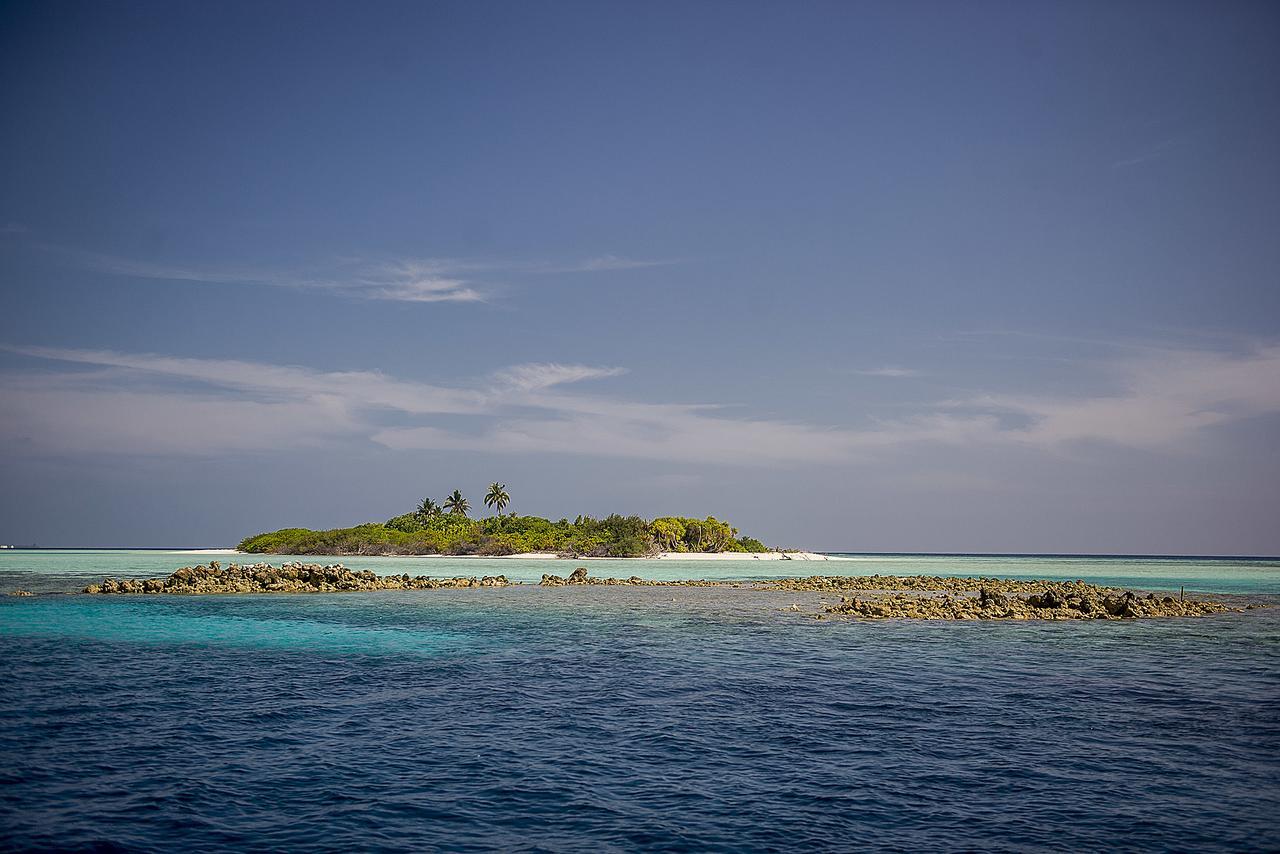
[4,549,1280,593]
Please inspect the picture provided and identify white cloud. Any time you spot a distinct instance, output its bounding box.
[0,345,882,463]
[54,248,669,303]
[56,251,487,304]
[0,387,359,455]
[358,278,485,303]
[549,255,671,273]
[490,363,627,392]
[3,341,1278,463]
[852,366,921,378]
[2,345,487,416]
[959,344,1280,448]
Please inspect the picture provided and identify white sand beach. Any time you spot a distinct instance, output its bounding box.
[213,549,837,560]
[647,551,836,561]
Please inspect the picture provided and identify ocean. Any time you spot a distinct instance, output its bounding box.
[2,551,1278,851]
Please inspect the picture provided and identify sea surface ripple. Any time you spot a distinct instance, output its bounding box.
[2,580,1279,851]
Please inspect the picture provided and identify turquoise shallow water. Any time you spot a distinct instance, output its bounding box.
[3,549,1280,593]
[2,551,1278,851]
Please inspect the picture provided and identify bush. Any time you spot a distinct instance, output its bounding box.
[476,535,520,556]
[384,513,424,533]
[239,509,771,556]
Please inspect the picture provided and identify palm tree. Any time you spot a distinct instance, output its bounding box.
[416,497,440,520]
[483,482,511,517]
[443,489,470,517]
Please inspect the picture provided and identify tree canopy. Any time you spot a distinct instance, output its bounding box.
[239,503,772,558]
[443,489,470,517]
[483,483,511,516]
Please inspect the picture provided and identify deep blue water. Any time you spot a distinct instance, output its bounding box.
[2,585,1279,852]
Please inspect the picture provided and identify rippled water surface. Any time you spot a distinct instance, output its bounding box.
[2,554,1279,851]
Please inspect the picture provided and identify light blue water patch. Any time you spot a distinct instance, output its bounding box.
[0,594,472,655]
[2,549,1279,593]
[825,553,1280,593]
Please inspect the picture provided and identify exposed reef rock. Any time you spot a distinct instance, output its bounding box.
[539,568,728,587]
[83,562,509,595]
[763,575,1128,596]
[77,565,1244,621]
[823,585,1228,621]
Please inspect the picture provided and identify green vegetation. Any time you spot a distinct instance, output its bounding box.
[483,482,511,515]
[238,487,772,558]
[443,489,470,517]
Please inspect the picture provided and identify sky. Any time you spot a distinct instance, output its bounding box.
[1,0,1278,553]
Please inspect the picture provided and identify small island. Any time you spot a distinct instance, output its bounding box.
[239,483,778,558]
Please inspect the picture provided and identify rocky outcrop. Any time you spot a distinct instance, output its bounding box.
[763,575,1130,596]
[540,567,652,586]
[824,585,1229,621]
[10,590,33,597]
[538,568,728,587]
[77,565,1247,620]
[83,562,509,595]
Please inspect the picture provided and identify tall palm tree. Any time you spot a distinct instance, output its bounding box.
[443,489,470,517]
[483,482,511,517]
[416,497,440,520]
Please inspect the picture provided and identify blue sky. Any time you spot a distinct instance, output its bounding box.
[2,0,1278,553]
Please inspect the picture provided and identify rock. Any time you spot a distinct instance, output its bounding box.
[75,564,1244,621]
[1027,588,1067,609]
[824,583,1229,621]
[10,590,33,596]
[81,562,511,595]
[978,587,1007,607]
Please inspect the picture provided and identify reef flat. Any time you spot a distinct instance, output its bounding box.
[821,587,1227,620]
[539,567,730,587]
[71,563,1258,621]
[82,562,510,594]
[762,575,1239,619]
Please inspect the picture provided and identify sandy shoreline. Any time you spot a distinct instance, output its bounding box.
[194,550,839,561]
[646,551,836,561]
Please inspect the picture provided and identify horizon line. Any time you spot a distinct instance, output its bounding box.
[3,546,1277,561]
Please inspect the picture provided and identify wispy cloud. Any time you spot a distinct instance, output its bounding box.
[491,363,628,392]
[948,343,1280,448]
[0,345,887,463]
[538,255,672,273]
[55,251,488,304]
[345,260,486,303]
[51,247,669,304]
[3,341,1278,463]
[852,366,921,378]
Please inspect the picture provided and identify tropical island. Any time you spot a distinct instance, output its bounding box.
[238,483,774,558]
